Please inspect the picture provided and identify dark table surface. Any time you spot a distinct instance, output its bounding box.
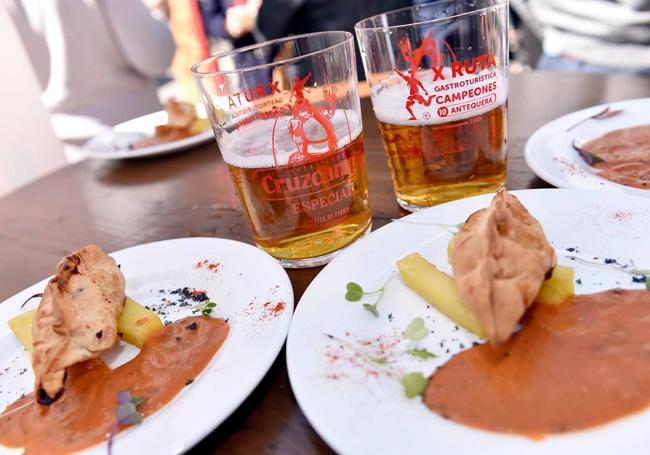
[1,71,649,454]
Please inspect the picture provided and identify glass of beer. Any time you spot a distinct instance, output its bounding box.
[192,32,371,268]
[355,0,508,211]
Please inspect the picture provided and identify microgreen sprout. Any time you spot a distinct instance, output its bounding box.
[108,391,143,454]
[345,281,387,318]
[406,348,437,360]
[194,301,217,317]
[404,317,428,341]
[401,372,428,398]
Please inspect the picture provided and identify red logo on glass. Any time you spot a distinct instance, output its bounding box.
[271,73,350,166]
[394,34,460,121]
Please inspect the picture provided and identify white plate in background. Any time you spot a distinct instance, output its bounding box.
[525,97,650,195]
[83,110,214,160]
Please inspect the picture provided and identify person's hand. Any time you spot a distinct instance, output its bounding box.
[225,0,262,39]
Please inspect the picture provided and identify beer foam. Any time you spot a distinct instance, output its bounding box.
[372,68,507,126]
[219,109,362,168]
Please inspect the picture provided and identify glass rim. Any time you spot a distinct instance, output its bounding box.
[191,30,354,77]
[354,0,508,33]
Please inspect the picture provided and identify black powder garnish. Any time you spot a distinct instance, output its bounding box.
[185,322,199,331]
[459,343,465,349]
[472,341,480,347]
[445,349,450,354]
[185,379,194,386]
[387,313,393,322]
[453,325,459,331]
[604,258,617,264]
[632,275,647,283]
[566,247,575,253]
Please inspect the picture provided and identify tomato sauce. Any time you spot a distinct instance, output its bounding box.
[0,316,228,454]
[424,289,650,436]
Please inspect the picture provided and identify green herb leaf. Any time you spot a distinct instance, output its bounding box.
[646,276,650,289]
[406,348,437,360]
[401,372,427,398]
[345,291,362,302]
[404,317,428,341]
[363,303,379,318]
[206,302,216,308]
[346,282,363,293]
[370,356,387,365]
[201,309,212,317]
[345,282,364,302]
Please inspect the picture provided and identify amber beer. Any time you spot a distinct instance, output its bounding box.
[226,132,371,261]
[377,103,507,208]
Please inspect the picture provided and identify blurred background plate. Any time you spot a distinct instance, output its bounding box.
[83,110,214,160]
[525,97,650,196]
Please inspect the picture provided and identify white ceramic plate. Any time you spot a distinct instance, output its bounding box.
[0,238,293,454]
[287,189,650,455]
[525,97,650,196]
[83,110,214,160]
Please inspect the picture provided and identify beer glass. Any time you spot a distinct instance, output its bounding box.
[192,32,371,268]
[355,0,508,211]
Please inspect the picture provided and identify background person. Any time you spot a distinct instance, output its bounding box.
[6,0,176,160]
[530,0,650,75]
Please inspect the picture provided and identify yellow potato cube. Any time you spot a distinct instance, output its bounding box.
[8,297,164,351]
[7,309,36,351]
[116,297,164,348]
[536,265,575,305]
[397,253,485,337]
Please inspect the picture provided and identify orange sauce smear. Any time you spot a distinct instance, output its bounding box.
[424,289,650,436]
[0,316,228,454]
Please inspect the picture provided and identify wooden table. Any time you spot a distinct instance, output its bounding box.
[1,71,649,453]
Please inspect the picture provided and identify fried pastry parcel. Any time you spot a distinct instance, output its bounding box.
[452,191,556,344]
[31,245,125,404]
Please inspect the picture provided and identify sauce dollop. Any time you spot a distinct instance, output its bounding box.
[0,316,228,454]
[424,289,650,436]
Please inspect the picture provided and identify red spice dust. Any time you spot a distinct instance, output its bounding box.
[612,210,632,222]
[195,259,221,272]
[260,301,286,320]
[554,157,586,176]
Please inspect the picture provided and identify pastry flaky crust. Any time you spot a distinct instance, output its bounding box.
[452,191,556,345]
[31,245,125,404]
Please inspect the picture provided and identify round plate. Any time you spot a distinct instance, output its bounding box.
[287,189,650,454]
[83,111,214,160]
[525,97,650,196]
[0,238,292,454]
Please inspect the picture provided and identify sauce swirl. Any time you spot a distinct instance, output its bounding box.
[424,289,650,436]
[0,316,228,454]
